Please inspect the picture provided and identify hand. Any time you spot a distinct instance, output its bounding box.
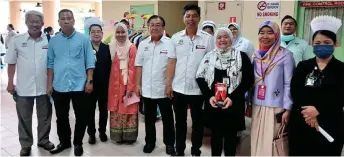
[306,117,319,131]
[282,110,290,124]
[222,97,233,109]
[126,91,133,98]
[7,83,15,95]
[136,85,141,97]
[165,84,173,99]
[85,83,93,94]
[209,96,218,108]
[301,106,319,121]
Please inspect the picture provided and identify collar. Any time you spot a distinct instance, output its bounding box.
[24,31,45,41]
[180,28,202,37]
[61,29,76,39]
[148,35,166,44]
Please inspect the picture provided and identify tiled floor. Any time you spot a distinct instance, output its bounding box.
[0,67,252,156]
[1,66,342,156]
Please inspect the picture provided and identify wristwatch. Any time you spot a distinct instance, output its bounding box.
[87,80,93,84]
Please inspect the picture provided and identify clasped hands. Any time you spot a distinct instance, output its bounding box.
[209,96,232,109]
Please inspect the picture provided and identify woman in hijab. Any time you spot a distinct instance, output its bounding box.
[250,21,295,156]
[196,27,254,156]
[202,21,216,35]
[288,16,344,156]
[108,23,138,144]
[228,23,255,59]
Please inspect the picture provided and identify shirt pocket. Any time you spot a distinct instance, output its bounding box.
[175,45,188,58]
[70,44,83,58]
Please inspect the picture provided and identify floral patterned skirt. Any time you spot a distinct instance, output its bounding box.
[110,111,138,142]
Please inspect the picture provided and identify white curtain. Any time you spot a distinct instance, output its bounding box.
[303,7,344,44]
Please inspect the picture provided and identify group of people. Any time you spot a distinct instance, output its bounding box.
[3,3,344,157]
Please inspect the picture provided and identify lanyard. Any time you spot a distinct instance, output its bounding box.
[259,52,278,83]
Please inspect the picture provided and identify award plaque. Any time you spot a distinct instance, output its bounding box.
[215,83,227,107]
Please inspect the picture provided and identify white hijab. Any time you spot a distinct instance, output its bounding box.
[196,27,242,94]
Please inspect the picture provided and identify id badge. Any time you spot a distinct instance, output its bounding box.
[223,77,229,86]
[257,85,266,100]
[305,77,315,87]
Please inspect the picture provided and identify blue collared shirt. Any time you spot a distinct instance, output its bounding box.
[47,30,95,92]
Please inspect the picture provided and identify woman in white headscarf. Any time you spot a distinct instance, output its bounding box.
[228,23,255,59]
[108,23,138,144]
[202,21,216,35]
[196,27,254,156]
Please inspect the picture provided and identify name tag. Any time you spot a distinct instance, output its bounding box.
[160,50,168,54]
[42,45,48,49]
[196,45,206,50]
[21,42,28,47]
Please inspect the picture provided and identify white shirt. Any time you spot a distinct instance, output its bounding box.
[169,29,214,95]
[5,32,48,97]
[233,37,255,60]
[135,36,174,99]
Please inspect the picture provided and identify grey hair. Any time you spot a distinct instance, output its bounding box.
[25,10,44,23]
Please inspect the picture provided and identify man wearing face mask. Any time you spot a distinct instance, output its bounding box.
[281,15,314,65]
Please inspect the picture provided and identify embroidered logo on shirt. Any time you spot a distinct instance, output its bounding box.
[42,45,48,49]
[177,39,184,45]
[196,45,206,50]
[144,47,149,51]
[21,42,28,47]
[295,43,299,46]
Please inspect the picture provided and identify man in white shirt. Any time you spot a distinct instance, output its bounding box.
[166,5,215,156]
[5,10,55,156]
[135,15,175,155]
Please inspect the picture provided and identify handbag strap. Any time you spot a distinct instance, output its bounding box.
[277,124,286,139]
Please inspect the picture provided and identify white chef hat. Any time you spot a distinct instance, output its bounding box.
[85,17,104,29]
[310,15,342,34]
[202,20,216,29]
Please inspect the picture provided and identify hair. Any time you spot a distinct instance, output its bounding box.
[25,10,44,24]
[202,25,214,33]
[7,24,14,30]
[147,15,166,27]
[120,19,130,25]
[312,30,337,43]
[59,28,62,32]
[58,9,74,19]
[124,12,130,17]
[0,34,4,44]
[44,26,53,34]
[281,15,297,26]
[183,4,200,16]
[89,24,102,32]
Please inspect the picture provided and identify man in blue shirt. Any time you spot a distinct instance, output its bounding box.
[47,9,95,156]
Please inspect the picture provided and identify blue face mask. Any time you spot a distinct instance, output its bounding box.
[313,45,335,59]
[281,35,295,42]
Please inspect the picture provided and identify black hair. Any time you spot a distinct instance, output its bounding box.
[147,15,166,27]
[0,34,4,44]
[8,24,14,30]
[120,19,130,25]
[44,26,53,34]
[312,30,337,43]
[89,24,102,33]
[183,4,200,16]
[281,15,297,26]
[202,25,214,33]
[58,9,74,19]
